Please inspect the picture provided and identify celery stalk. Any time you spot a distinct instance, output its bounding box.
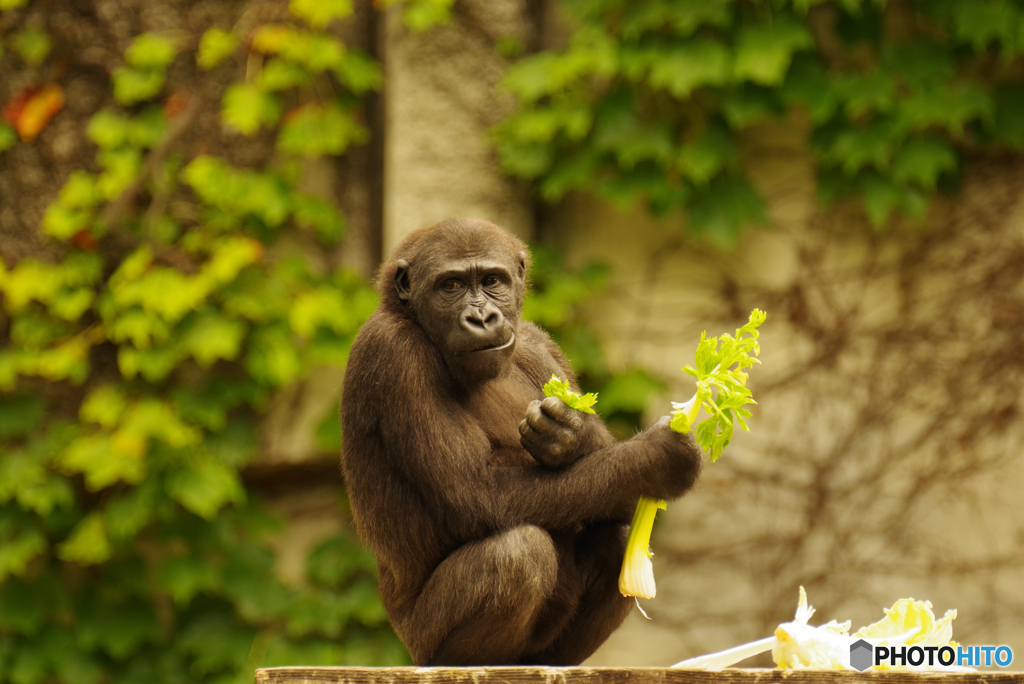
[619,309,766,602]
[617,495,666,599]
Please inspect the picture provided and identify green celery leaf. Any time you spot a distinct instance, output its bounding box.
[670,309,765,461]
[542,375,598,414]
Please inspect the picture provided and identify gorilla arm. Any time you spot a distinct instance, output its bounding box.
[376,387,699,538]
[343,313,701,534]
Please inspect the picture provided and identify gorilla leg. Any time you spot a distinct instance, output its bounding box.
[398,525,559,665]
[525,522,632,665]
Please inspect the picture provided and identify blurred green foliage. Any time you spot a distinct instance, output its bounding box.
[0,1,407,682]
[378,0,456,32]
[496,0,1024,247]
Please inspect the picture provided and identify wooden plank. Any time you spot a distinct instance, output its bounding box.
[255,666,1024,684]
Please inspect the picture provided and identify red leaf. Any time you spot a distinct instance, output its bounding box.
[71,230,98,252]
[164,91,189,118]
[2,83,65,142]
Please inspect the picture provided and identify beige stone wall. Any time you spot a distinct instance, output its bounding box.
[551,132,1024,667]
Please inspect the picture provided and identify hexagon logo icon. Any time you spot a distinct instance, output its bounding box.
[850,639,874,671]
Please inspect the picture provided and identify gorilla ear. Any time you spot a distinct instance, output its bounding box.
[394,259,412,301]
[517,251,527,280]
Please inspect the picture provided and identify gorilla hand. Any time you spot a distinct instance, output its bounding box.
[519,396,595,468]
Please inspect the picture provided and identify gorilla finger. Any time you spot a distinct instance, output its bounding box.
[526,404,566,436]
[520,430,551,460]
[539,396,583,428]
[525,400,547,425]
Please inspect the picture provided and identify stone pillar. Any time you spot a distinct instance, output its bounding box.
[380,0,536,254]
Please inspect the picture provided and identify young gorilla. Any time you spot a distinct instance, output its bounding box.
[341,217,702,666]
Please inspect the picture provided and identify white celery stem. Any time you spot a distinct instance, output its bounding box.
[685,393,701,426]
[618,495,666,599]
[671,636,776,670]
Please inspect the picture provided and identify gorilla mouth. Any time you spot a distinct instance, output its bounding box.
[466,332,516,353]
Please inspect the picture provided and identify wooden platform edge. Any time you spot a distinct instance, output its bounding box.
[255,666,1024,684]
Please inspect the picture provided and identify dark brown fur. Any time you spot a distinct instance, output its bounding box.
[341,217,702,665]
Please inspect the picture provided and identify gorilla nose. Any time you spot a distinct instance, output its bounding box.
[461,305,504,337]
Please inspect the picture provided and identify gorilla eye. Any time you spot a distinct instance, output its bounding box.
[482,275,501,288]
[442,280,463,292]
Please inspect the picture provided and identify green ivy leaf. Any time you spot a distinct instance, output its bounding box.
[57,171,98,208]
[165,457,245,519]
[41,204,90,240]
[947,0,1019,53]
[124,33,178,70]
[58,513,111,565]
[222,546,292,620]
[835,69,896,118]
[0,578,50,634]
[332,50,383,94]
[720,85,780,129]
[898,82,992,136]
[621,3,730,39]
[111,66,166,105]
[246,325,303,385]
[0,395,44,438]
[184,313,246,367]
[306,536,376,588]
[861,172,902,226]
[289,0,353,29]
[80,385,127,428]
[0,123,16,152]
[96,147,142,200]
[259,59,311,92]
[687,174,767,249]
[648,38,730,98]
[497,141,554,178]
[733,16,813,86]
[892,137,957,191]
[678,121,735,185]
[87,109,129,149]
[314,407,343,452]
[221,83,281,135]
[197,28,238,70]
[592,108,674,169]
[177,612,257,674]
[103,483,157,541]
[293,195,345,243]
[75,597,160,659]
[126,107,166,148]
[0,522,46,580]
[277,103,368,157]
[991,84,1024,149]
[12,27,51,65]
[17,476,73,517]
[820,117,899,175]
[781,55,839,123]
[159,555,220,604]
[394,0,455,32]
[59,433,147,490]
